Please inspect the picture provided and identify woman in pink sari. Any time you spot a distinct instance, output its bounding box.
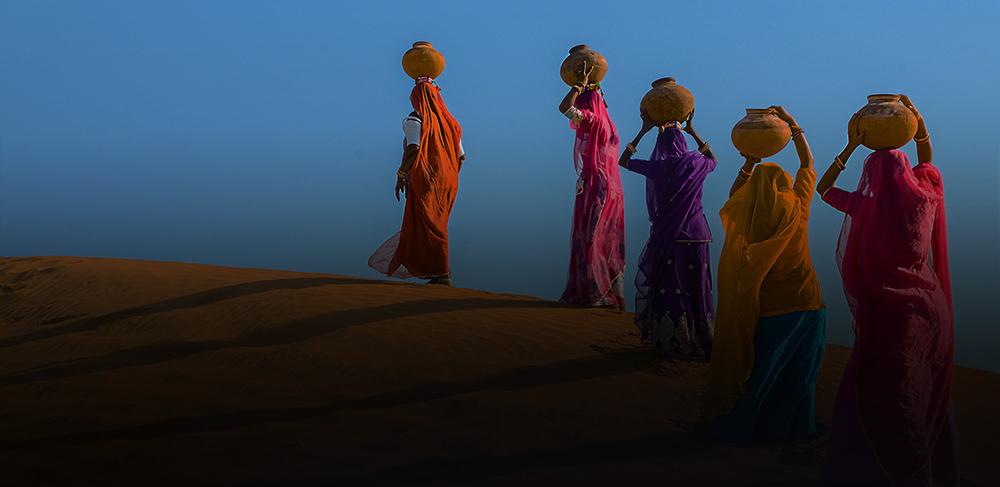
[818,95,958,486]
[556,62,626,308]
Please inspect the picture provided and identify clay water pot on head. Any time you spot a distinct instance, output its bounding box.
[640,77,694,124]
[731,108,792,159]
[402,41,445,80]
[559,44,608,86]
[856,94,918,150]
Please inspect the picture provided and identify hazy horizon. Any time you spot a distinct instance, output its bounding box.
[1,1,998,371]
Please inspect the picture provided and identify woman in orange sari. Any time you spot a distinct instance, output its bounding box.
[704,106,826,441]
[369,77,465,285]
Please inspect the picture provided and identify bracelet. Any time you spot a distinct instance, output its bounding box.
[625,143,637,154]
[833,156,845,170]
[698,142,712,155]
[738,167,752,180]
[397,169,408,179]
[790,127,804,139]
[914,133,930,143]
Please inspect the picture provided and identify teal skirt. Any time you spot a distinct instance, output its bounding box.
[711,308,827,442]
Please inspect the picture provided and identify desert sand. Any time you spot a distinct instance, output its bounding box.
[0,256,995,486]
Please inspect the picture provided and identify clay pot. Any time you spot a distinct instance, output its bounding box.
[559,44,608,86]
[402,41,445,80]
[731,108,791,159]
[857,94,918,150]
[640,77,694,124]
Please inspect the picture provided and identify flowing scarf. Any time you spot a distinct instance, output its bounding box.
[704,163,801,418]
[630,128,715,331]
[826,149,954,482]
[369,80,463,278]
[561,89,626,306]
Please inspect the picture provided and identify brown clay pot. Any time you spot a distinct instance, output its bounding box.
[857,94,918,150]
[559,44,608,86]
[731,108,792,159]
[402,41,445,80]
[640,77,694,123]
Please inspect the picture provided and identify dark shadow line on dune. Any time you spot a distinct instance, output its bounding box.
[0,298,577,386]
[1,348,656,451]
[0,277,376,348]
[250,429,711,486]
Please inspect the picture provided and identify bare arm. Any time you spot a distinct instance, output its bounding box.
[682,110,715,160]
[730,155,760,197]
[770,105,812,170]
[619,112,657,169]
[559,85,583,114]
[900,95,932,163]
[817,112,863,196]
[395,144,419,201]
[558,61,595,114]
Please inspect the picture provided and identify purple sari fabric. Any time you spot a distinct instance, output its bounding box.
[626,128,716,358]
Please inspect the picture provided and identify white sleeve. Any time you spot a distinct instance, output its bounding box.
[402,116,421,147]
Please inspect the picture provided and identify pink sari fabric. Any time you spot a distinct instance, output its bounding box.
[822,149,958,485]
[560,89,626,307]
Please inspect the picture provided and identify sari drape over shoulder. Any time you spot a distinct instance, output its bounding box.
[705,164,823,418]
[560,89,626,307]
[369,81,463,279]
[625,128,715,356]
[823,149,958,485]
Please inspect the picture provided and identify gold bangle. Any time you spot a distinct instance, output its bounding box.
[698,142,712,155]
[738,167,752,180]
[790,127,804,139]
[625,143,637,154]
[914,133,930,143]
[833,156,846,170]
[397,170,408,179]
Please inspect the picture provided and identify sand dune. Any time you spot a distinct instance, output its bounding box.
[0,256,995,485]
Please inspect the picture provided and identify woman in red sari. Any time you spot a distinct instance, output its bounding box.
[369,77,465,285]
[556,62,626,308]
[818,95,958,485]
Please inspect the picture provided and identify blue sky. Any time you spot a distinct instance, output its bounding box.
[1,0,998,369]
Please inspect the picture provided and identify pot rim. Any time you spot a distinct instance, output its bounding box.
[651,77,677,87]
[867,93,901,103]
[745,108,777,115]
[569,44,591,54]
[411,41,433,48]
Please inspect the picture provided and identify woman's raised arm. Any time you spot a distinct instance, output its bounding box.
[770,106,812,170]
[817,111,863,196]
[558,62,595,114]
[901,95,932,163]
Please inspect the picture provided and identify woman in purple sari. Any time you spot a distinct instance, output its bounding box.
[619,111,717,359]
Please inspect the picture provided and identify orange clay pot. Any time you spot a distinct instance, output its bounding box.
[402,41,445,80]
[731,108,792,159]
[559,44,608,86]
[857,94,918,150]
[640,77,694,124]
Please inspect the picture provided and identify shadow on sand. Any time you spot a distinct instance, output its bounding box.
[2,347,657,451]
[0,295,577,386]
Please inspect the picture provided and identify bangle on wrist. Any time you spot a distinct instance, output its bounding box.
[397,169,408,178]
[833,156,846,170]
[738,166,752,180]
[790,126,804,139]
[698,142,712,155]
[625,143,637,154]
[914,133,930,143]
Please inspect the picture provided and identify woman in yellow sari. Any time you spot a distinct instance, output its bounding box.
[704,106,826,441]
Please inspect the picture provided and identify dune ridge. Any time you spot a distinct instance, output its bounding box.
[0,256,995,485]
